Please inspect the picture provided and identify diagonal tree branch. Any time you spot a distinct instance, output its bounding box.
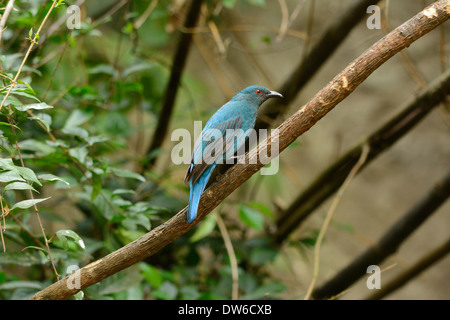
[274,67,450,244]
[256,0,382,129]
[365,237,450,300]
[144,0,204,168]
[312,169,450,300]
[30,1,449,300]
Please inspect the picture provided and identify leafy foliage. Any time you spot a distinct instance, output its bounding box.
[0,0,295,300]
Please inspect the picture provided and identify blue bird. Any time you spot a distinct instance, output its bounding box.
[184,85,283,223]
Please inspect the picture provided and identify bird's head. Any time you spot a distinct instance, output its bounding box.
[232,85,283,107]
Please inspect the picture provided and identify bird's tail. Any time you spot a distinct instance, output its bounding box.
[186,165,215,223]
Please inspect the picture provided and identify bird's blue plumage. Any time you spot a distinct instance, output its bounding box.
[186,164,215,223]
[184,85,283,223]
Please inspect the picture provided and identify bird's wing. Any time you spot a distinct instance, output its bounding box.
[184,115,244,184]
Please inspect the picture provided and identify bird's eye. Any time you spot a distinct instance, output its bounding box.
[256,89,261,95]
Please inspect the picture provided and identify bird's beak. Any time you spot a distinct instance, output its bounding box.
[267,90,284,99]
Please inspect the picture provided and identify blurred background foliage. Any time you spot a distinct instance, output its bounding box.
[0,0,448,300]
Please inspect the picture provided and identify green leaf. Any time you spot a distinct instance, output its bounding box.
[85,135,108,146]
[11,90,40,102]
[0,158,16,171]
[121,208,151,231]
[0,171,25,183]
[0,280,43,290]
[55,0,65,8]
[69,146,89,163]
[63,109,92,129]
[91,173,102,201]
[27,113,52,131]
[73,291,84,300]
[0,251,46,266]
[62,126,89,139]
[19,139,55,156]
[37,173,70,186]
[141,263,163,288]
[94,265,142,296]
[4,182,38,193]
[17,79,36,95]
[22,246,49,255]
[239,204,264,230]
[262,35,271,44]
[92,190,115,219]
[55,229,85,250]
[249,247,278,264]
[109,167,145,182]
[299,230,319,248]
[112,188,135,196]
[15,102,53,111]
[88,64,117,77]
[11,197,50,210]
[15,166,42,186]
[0,94,21,107]
[151,281,178,300]
[0,159,41,186]
[190,214,217,242]
[0,121,22,131]
[122,62,158,78]
[115,228,145,244]
[246,201,275,219]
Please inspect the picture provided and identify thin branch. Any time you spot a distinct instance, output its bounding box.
[0,0,59,113]
[12,137,59,279]
[275,67,450,244]
[43,29,73,101]
[438,24,450,128]
[304,144,370,300]
[313,171,450,299]
[133,0,158,29]
[300,0,315,64]
[30,1,450,300]
[38,0,85,46]
[0,0,60,279]
[256,0,382,129]
[216,212,239,300]
[381,4,428,90]
[366,237,450,300]
[275,0,289,43]
[0,195,6,252]
[208,19,226,56]
[312,169,450,299]
[144,0,204,168]
[193,35,234,99]
[0,0,15,45]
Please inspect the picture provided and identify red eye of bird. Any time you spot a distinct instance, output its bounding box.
[256,89,261,95]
